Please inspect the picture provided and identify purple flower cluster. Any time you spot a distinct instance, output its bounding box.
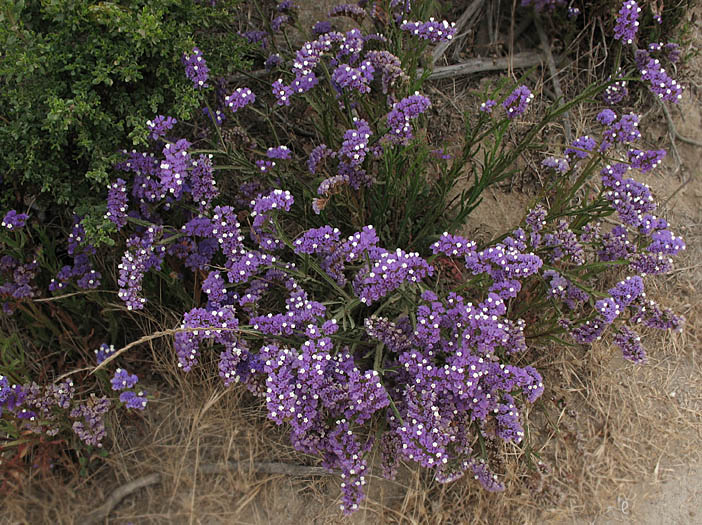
[636,51,684,103]
[49,217,101,292]
[225,87,256,112]
[502,86,534,119]
[480,99,497,113]
[2,210,28,230]
[565,136,597,159]
[353,248,434,304]
[385,92,432,144]
[399,18,456,43]
[105,178,128,229]
[613,0,641,45]
[182,47,210,89]
[146,115,177,141]
[117,227,165,310]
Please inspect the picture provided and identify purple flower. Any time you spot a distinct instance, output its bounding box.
[312,20,333,35]
[160,138,191,197]
[400,18,456,43]
[271,14,290,32]
[502,85,534,119]
[613,0,641,45]
[614,326,646,363]
[339,119,372,166]
[609,276,645,308]
[307,144,336,174]
[119,390,148,410]
[602,75,628,105]
[332,62,374,94]
[568,7,580,17]
[628,149,666,173]
[117,227,165,310]
[95,344,116,364]
[225,87,255,112]
[636,51,683,103]
[353,247,434,304]
[541,157,569,174]
[265,53,282,71]
[293,225,340,255]
[2,210,28,230]
[70,397,111,447]
[110,368,139,391]
[600,113,641,151]
[182,47,210,89]
[385,93,432,144]
[146,115,176,141]
[365,50,405,94]
[565,136,597,159]
[329,4,367,20]
[266,145,292,160]
[105,178,128,229]
[480,99,497,113]
[596,109,617,126]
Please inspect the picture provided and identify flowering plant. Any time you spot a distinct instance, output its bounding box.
[0,0,688,514]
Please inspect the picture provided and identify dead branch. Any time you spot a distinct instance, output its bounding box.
[83,461,335,524]
[427,51,553,80]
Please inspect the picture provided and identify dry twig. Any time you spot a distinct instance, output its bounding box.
[428,51,552,80]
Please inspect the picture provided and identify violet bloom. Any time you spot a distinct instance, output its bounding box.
[400,18,457,43]
[340,119,372,166]
[182,47,209,89]
[628,149,666,173]
[95,344,116,364]
[329,4,367,20]
[313,20,333,35]
[385,92,432,144]
[565,135,596,159]
[542,157,569,174]
[119,390,148,410]
[2,210,28,230]
[225,87,255,112]
[502,86,534,119]
[600,113,641,151]
[146,115,176,141]
[264,53,282,71]
[636,52,683,103]
[105,178,128,229]
[332,62,374,94]
[596,109,617,126]
[480,99,497,113]
[110,368,139,391]
[266,145,292,160]
[614,326,646,363]
[613,0,641,45]
[307,144,336,174]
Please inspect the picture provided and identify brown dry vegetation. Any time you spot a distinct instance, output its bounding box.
[3,2,702,524]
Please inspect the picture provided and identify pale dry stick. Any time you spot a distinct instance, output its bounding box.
[427,50,551,80]
[431,0,486,66]
[534,16,572,142]
[82,461,336,525]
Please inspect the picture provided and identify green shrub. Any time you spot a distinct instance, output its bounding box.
[0,0,250,214]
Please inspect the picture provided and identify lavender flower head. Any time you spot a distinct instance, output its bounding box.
[225,87,256,113]
[400,18,456,43]
[502,86,534,119]
[613,0,641,45]
[2,210,28,230]
[480,100,497,113]
[182,47,210,89]
[146,115,176,141]
[105,178,128,230]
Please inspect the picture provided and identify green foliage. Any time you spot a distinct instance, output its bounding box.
[0,0,250,211]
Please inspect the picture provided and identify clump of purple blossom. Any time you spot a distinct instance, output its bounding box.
[182,47,209,89]
[613,0,641,45]
[502,86,534,119]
